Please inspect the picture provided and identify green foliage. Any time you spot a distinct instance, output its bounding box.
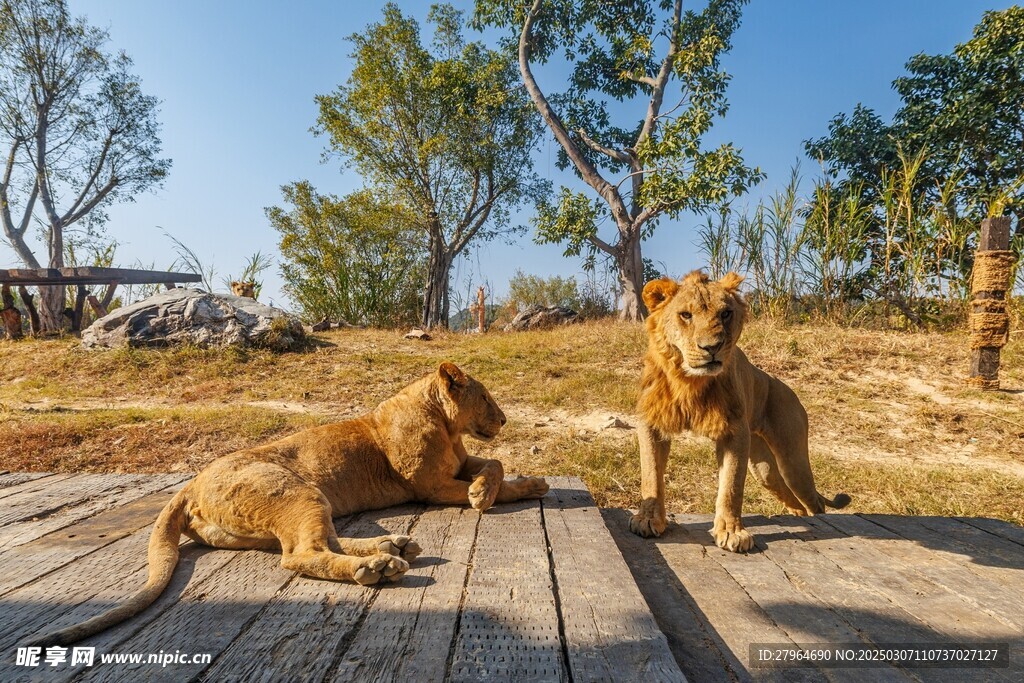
[806,6,1024,226]
[701,157,984,326]
[505,269,614,318]
[267,182,424,327]
[475,0,760,318]
[314,3,545,327]
[507,270,580,309]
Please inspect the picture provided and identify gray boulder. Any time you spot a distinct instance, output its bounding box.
[504,305,580,331]
[81,288,305,351]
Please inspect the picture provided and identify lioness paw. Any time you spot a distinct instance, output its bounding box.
[354,553,409,585]
[469,473,500,511]
[629,511,667,538]
[712,526,754,553]
[378,535,422,561]
[515,475,549,499]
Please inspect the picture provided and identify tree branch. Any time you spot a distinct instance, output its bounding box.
[519,0,632,233]
[577,128,630,164]
[637,0,682,149]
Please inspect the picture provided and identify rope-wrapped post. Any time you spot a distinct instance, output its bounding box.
[967,216,1014,390]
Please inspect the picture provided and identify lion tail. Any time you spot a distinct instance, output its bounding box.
[819,491,852,510]
[23,487,190,647]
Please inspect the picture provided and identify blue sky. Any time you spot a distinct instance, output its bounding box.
[10,0,1009,308]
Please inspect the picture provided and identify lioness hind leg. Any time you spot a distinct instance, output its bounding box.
[275,493,408,585]
[748,435,807,516]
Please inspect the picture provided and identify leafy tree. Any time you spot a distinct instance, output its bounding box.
[315,3,545,329]
[506,269,579,309]
[806,7,1024,235]
[267,182,424,327]
[475,0,762,320]
[0,0,170,331]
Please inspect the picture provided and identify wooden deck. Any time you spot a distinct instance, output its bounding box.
[0,472,1020,681]
[605,509,1023,682]
[0,473,680,682]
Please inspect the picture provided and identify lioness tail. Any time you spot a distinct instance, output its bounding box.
[23,487,189,647]
[820,492,851,510]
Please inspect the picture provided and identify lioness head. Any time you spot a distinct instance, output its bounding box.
[643,271,747,377]
[436,362,506,441]
[231,281,256,299]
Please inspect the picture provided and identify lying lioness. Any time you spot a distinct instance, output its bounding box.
[29,362,549,646]
[630,271,850,551]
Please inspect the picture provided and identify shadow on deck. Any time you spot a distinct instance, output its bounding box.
[603,508,1024,682]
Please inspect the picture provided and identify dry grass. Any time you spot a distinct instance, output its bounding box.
[1,319,1022,524]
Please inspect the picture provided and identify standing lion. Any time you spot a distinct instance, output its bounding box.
[629,271,849,552]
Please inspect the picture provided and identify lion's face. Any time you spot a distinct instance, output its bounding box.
[231,281,256,298]
[437,362,507,440]
[643,271,747,378]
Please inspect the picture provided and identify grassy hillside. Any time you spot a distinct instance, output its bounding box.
[1,319,1022,523]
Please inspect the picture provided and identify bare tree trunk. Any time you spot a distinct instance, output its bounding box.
[618,233,647,321]
[38,286,66,332]
[421,231,453,329]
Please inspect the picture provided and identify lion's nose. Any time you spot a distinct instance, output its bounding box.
[698,340,723,356]
[500,415,507,426]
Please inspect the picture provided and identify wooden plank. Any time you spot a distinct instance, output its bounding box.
[958,517,1024,548]
[602,508,732,682]
[448,498,566,682]
[0,267,201,287]
[905,515,1024,569]
[0,524,158,652]
[0,474,186,552]
[817,514,1024,631]
[0,471,52,489]
[0,472,71,501]
[0,483,184,596]
[544,477,684,682]
[754,516,970,683]
[202,506,420,683]
[329,505,477,682]
[0,474,148,527]
[683,515,908,683]
[76,550,294,682]
[652,515,808,683]
[35,547,240,683]
[800,516,1020,649]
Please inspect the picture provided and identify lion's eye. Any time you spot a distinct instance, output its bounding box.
[679,311,692,321]
[721,309,732,321]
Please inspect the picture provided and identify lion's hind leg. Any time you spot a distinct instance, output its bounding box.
[759,427,826,516]
[254,483,407,585]
[747,434,808,516]
[275,493,409,586]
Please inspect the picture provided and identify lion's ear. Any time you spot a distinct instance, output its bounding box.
[438,362,468,396]
[642,278,679,313]
[719,272,744,293]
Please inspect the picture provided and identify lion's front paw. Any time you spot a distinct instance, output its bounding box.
[711,521,754,553]
[469,471,501,511]
[353,552,409,585]
[629,511,667,538]
[514,475,549,499]
[377,535,422,561]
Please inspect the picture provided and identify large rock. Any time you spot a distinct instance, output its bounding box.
[81,288,305,351]
[504,305,580,331]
